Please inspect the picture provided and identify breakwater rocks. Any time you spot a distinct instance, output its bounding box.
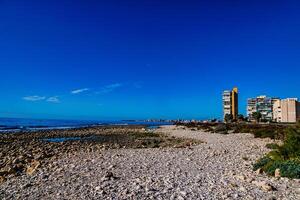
[1,125,299,199]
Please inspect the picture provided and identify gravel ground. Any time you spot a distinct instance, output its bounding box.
[1,125,299,200]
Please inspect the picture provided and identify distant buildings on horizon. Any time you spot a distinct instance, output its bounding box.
[222,88,300,123]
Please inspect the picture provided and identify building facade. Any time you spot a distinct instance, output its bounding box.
[222,87,238,120]
[247,98,257,120]
[273,99,282,122]
[273,98,300,123]
[247,95,279,121]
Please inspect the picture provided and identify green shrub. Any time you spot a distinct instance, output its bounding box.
[253,129,276,139]
[253,156,272,171]
[282,126,300,159]
[266,143,280,149]
[253,123,300,178]
[253,156,300,178]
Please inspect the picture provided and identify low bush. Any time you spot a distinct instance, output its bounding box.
[214,124,227,133]
[253,129,277,139]
[253,156,272,171]
[266,143,280,149]
[253,123,300,179]
[253,157,300,178]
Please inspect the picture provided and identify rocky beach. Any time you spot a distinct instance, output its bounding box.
[0,125,299,199]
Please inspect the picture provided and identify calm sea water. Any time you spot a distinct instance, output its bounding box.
[0,118,172,133]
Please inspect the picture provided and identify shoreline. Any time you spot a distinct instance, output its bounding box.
[0,125,199,183]
[0,121,173,134]
[1,125,299,199]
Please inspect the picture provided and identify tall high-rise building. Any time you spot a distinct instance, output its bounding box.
[247,95,279,121]
[231,87,238,120]
[222,87,238,120]
[273,98,300,123]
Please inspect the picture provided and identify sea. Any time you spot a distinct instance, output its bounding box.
[0,118,173,133]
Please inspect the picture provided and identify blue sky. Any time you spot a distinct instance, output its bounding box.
[0,0,300,120]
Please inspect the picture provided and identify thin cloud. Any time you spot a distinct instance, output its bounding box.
[96,83,122,94]
[47,96,60,103]
[71,88,89,94]
[23,96,46,101]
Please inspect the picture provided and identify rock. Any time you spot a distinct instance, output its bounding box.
[179,191,187,196]
[239,186,247,192]
[0,176,6,183]
[252,181,276,192]
[101,171,115,181]
[274,168,281,178]
[262,184,275,192]
[26,160,40,175]
[21,183,32,189]
[177,196,185,200]
[236,175,246,181]
[95,186,101,191]
[135,185,142,190]
[246,177,254,183]
[0,166,16,175]
[107,165,115,170]
[256,168,263,175]
[267,196,276,200]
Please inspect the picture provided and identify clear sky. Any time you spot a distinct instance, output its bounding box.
[1,0,300,120]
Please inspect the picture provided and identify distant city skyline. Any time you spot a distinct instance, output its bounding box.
[1,1,300,120]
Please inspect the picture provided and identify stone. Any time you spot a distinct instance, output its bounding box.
[252,181,276,192]
[177,196,185,200]
[135,185,142,190]
[26,160,40,175]
[256,168,263,175]
[101,171,115,181]
[274,168,281,178]
[95,186,101,191]
[0,166,16,175]
[108,165,114,169]
[0,176,6,183]
[239,186,247,192]
[267,196,276,200]
[236,175,246,181]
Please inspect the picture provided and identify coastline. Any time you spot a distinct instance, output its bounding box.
[0,117,173,133]
[0,125,299,199]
